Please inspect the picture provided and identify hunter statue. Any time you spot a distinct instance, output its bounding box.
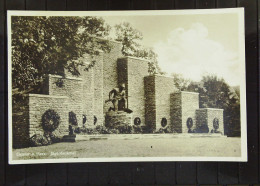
[106,83,132,113]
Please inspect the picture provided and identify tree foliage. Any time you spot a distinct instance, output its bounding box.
[171,73,190,91]
[135,47,164,75]
[115,22,143,56]
[187,75,240,136]
[12,16,111,93]
[114,22,163,75]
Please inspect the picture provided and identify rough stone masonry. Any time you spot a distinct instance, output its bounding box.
[12,41,224,148]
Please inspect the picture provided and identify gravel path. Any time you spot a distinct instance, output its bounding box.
[13,136,241,160]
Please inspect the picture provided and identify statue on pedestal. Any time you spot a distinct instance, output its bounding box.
[106,83,132,113]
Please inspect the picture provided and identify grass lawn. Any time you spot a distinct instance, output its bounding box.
[13,136,241,160]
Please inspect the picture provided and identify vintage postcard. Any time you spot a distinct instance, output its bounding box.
[8,8,247,164]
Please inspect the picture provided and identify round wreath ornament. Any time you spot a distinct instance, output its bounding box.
[161,118,167,128]
[213,118,219,130]
[186,117,193,129]
[134,117,141,125]
[41,109,60,132]
[82,114,87,125]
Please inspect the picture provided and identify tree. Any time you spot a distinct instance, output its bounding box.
[135,47,165,75]
[114,22,143,56]
[171,73,190,91]
[114,22,164,75]
[187,75,240,136]
[11,16,111,93]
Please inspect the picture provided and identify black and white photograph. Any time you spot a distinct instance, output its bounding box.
[8,8,247,164]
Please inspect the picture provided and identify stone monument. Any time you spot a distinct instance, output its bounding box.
[105,83,133,128]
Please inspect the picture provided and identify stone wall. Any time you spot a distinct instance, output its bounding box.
[13,94,70,148]
[117,58,128,90]
[171,91,199,133]
[144,76,156,129]
[145,75,177,130]
[71,56,96,127]
[103,41,123,113]
[195,109,207,129]
[48,74,83,126]
[28,94,69,138]
[207,109,224,134]
[181,92,199,133]
[93,54,104,126]
[117,57,149,126]
[196,108,224,134]
[78,53,105,126]
[155,76,177,130]
[170,92,182,133]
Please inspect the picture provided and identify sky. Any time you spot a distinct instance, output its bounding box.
[102,12,241,86]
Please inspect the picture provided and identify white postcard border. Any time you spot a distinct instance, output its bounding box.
[7,8,247,164]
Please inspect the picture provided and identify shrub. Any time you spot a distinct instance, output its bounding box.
[29,134,50,147]
[109,128,120,134]
[141,126,155,134]
[69,111,78,126]
[133,125,142,134]
[113,124,133,134]
[74,127,81,134]
[30,131,63,147]
[96,125,111,134]
[83,127,99,135]
[156,126,176,134]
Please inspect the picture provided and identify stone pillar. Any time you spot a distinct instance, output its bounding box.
[196,108,224,134]
[144,76,156,130]
[170,91,199,133]
[144,75,177,130]
[28,94,69,138]
[103,41,123,113]
[93,54,104,126]
[117,56,149,126]
[48,75,83,127]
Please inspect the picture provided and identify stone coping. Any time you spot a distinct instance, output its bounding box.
[29,94,68,99]
[48,74,82,81]
[119,56,150,63]
[197,108,224,111]
[76,133,226,141]
[171,91,199,95]
[169,91,199,95]
[181,91,199,94]
[145,74,175,79]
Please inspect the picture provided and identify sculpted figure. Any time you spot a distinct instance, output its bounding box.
[107,83,127,112]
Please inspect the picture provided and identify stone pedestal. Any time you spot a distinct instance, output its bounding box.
[105,111,133,128]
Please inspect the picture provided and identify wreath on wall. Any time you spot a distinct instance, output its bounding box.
[83,114,87,125]
[213,118,219,130]
[161,118,167,128]
[94,115,97,125]
[41,109,60,132]
[134,117,141,125]
[186,117,193,129]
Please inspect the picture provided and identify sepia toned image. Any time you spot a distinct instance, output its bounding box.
[8,9,247,164]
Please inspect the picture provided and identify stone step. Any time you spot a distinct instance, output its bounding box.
[76,133,227,141]
[62,135,76,142]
